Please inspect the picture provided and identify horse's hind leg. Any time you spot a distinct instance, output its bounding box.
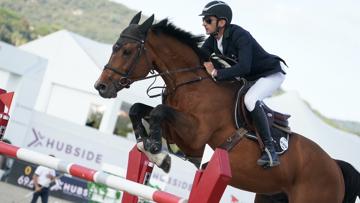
[288,181,343,203]
[129,103,153,142]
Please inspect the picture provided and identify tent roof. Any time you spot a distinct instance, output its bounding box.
[0,41,47,75]
[20,30,112,70]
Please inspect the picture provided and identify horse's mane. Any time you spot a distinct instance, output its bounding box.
[151,19,209,60]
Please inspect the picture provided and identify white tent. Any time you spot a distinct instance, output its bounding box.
[0,41,47,145]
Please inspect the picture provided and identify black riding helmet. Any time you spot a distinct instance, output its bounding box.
[199,1,232,24]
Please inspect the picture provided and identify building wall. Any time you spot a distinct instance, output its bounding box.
[0,70,10,88]
[0,41,48,146]
[45,83,111,125]
[3,64,47,145]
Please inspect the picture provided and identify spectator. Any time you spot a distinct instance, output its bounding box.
[30,155,56,203]
[0,139,14,182]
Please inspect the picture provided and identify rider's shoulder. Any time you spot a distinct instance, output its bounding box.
[228,24,252,39]
[229,24,246,31]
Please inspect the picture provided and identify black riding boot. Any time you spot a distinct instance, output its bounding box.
[251,101,280,168]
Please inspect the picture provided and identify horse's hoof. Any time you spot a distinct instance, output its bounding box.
[159,154,171,173]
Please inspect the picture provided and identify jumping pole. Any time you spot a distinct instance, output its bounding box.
[0,141,187,203]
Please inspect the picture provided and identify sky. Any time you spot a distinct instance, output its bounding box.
[111,0,360,122]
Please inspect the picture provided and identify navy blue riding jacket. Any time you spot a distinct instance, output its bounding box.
[201,24,286,81]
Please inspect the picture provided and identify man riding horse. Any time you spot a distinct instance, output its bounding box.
[94,10,360,202]
[200,1,287,168]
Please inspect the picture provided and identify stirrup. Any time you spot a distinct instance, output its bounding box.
[257,148,280,167]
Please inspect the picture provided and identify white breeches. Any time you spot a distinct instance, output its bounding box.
[244,64,286,112]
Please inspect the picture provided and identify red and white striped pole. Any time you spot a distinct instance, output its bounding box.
[0,141,187,203]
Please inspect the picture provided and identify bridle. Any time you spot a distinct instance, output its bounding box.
[104,33,148,88]
[103,33,211,97]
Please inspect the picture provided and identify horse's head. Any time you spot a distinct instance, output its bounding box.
[94,12,155,98]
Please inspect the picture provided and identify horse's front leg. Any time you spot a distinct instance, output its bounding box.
[146,104,205,172]
[131,104,200,173]
[129,103,171,173]
[129,103,153,142]
[146,104,179,154]
[147,104,201,154]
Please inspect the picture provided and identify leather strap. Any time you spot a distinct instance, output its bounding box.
[219,128,248,151]
[272,123,292,134]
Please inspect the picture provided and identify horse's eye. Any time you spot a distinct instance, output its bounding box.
[113,44,120,52]
[123,49,132,56]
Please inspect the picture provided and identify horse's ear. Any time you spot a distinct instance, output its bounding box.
[138,14,154,34]
[129,11,142,25]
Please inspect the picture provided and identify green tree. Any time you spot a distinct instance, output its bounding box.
[0,8,32,45]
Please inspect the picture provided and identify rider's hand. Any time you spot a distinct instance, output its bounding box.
[203,62,217,76]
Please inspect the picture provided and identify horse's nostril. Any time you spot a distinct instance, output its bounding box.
[95,82,107,92]
[99,84,106,91]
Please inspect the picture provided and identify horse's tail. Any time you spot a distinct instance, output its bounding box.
[335,159,360,203]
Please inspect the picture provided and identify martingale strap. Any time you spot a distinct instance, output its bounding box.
[219,128,248,151]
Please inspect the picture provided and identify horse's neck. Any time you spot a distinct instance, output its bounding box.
[148,34,202,89]
[147,33,237,107]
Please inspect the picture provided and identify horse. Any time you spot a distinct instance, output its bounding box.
[94,12,360,203]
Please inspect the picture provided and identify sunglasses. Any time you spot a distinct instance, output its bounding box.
[202,16,216,24]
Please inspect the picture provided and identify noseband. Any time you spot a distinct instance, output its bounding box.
[104,33,149,88]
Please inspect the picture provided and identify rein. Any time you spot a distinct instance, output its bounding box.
[134,66,204,82]
[104,34,211,98]
[145,68,212,98]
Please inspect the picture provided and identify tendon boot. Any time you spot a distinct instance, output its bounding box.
[251,101,280,168]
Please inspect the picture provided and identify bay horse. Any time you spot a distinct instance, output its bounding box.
[94,12,360,203]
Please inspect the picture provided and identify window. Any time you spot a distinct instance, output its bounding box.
[86,103,105,129]
[113,102,133,137]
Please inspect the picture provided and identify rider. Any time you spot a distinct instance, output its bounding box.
[200,1,287,168]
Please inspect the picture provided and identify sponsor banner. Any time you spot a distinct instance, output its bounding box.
[22,111,135,170]
[27,127,104,167]
[3,159,125,202]
[4,159,88,202]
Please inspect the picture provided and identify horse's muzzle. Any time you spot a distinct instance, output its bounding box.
[94,81,117,98]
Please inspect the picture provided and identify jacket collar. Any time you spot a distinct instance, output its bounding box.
[223,25,231,39]
[221,25,231,55]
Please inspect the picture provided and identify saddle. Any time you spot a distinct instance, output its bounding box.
[234,79,292,155]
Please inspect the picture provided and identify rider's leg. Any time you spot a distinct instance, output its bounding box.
[244,71,285,167]
[251,101,280,167]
